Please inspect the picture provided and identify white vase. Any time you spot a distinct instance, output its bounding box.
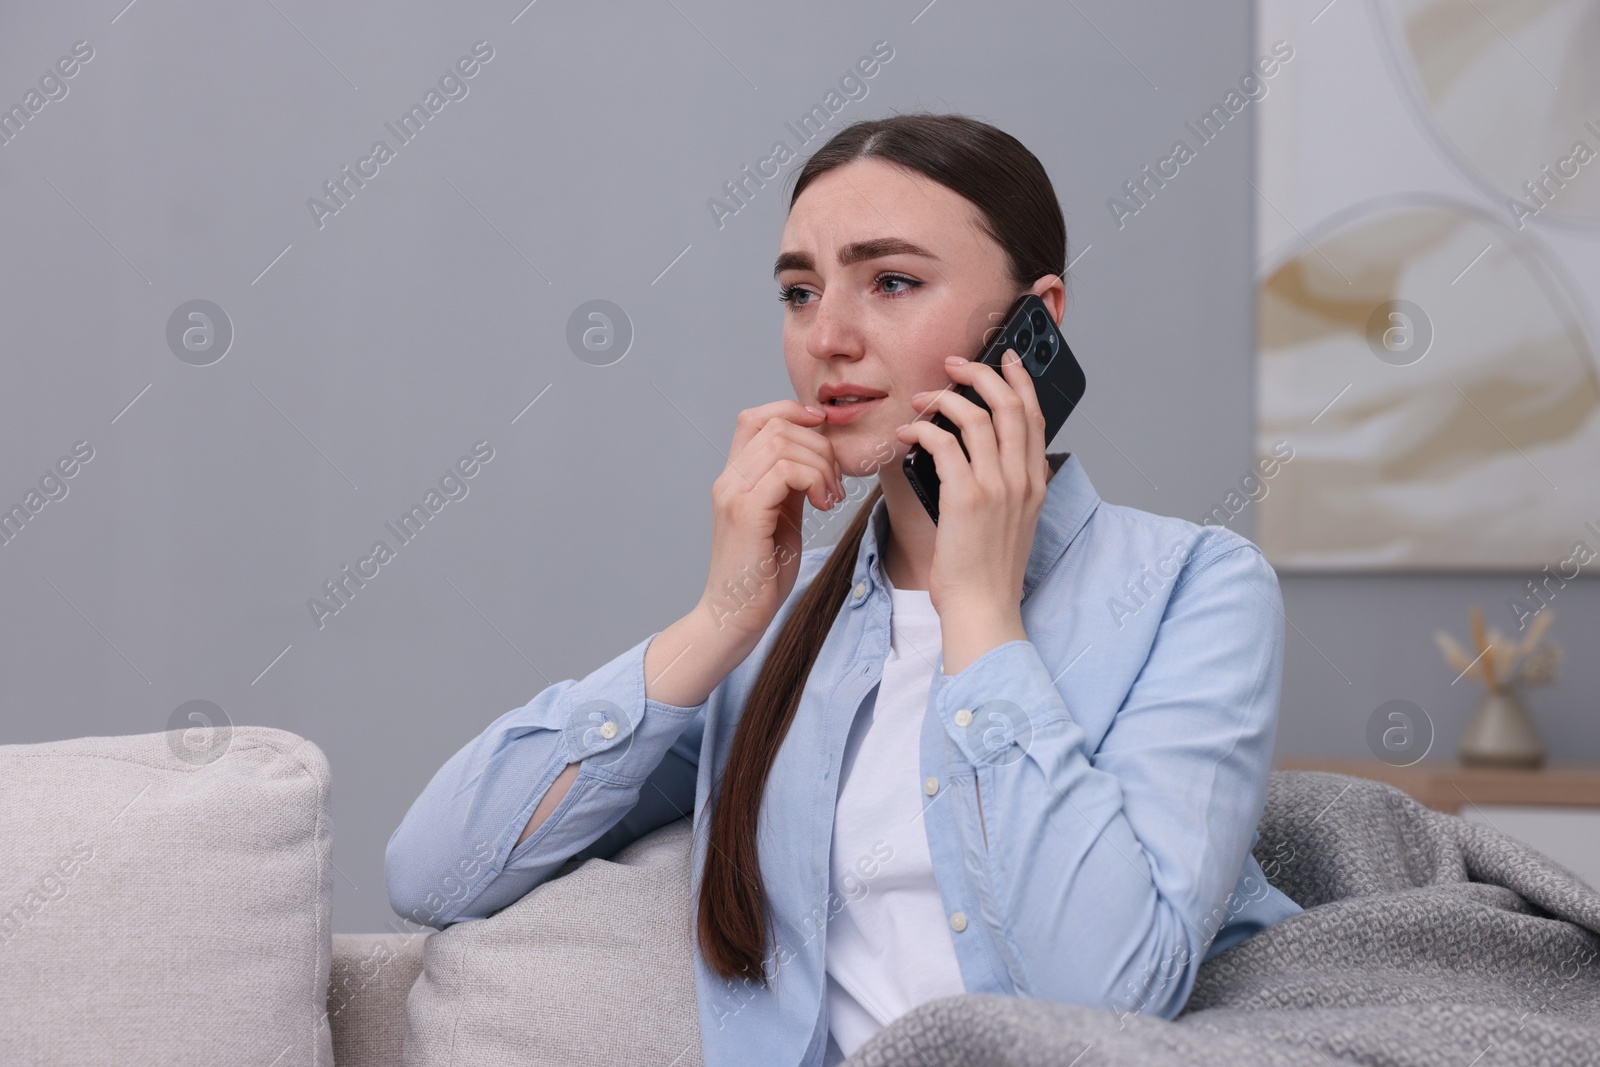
[1458,687,1545,768]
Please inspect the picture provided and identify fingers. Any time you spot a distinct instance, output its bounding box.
[914,382,1000,487]
[895,417,969,499]
[728,400,826,464]
[911,354,1035,491]
[721,416,843,513]
[999,349,1048,486]
[728,400,807,457]
[735,440,840,511]
[744,455,838,516]
[959,353,1035,485]
[725,402,843,500]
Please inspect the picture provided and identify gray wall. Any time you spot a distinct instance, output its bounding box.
[2,0,1593,933]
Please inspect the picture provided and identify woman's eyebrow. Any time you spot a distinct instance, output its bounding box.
[772,237,940,277]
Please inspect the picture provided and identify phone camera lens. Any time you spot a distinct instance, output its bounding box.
[1013,327,1033,354]
[1029,308,1048,334]
[1030,335,1055,374]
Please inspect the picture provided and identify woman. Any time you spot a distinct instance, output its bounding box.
[386,113,1302,1067]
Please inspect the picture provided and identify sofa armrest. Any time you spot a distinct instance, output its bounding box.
[329,931,430,1067]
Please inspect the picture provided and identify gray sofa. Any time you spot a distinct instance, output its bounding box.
[327,932,428,1067]
[0,724,703,1067]
[9,725,1600,1067]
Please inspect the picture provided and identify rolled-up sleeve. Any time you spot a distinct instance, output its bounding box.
[928,540,1284,1020]
[384,629,709,928]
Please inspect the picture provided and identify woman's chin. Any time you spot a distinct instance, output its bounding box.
[835,437,909,481]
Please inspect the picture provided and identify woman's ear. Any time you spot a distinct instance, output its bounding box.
[1028,274,1067,325]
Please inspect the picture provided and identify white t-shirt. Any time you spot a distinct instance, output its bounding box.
[824,575,967,1061]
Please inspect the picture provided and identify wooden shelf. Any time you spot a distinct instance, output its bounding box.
[1275,758,1600,815]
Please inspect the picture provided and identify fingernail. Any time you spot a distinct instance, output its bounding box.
[945,356,968,364]
[805,405,825,417]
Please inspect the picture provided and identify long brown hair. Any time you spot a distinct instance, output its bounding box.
[695,112,1068,986]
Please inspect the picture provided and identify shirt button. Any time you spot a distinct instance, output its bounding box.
[599,721,618,740]
[853,581,867,599]
[950,912,968,932]
[953,708,973,728]
[923,776,939,796]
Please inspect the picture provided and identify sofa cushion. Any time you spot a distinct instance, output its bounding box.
[403,815,701,1066]
[330,931,429,1067]
[0,726,334,1066]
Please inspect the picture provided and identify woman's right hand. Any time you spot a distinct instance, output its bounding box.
[698,401,846,650]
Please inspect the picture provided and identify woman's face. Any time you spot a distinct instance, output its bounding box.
[775,157,1040,479]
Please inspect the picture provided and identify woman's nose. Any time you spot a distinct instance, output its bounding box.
[805,293,864,362]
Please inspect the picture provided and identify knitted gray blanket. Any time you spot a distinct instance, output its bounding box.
[843,770,1600,1067]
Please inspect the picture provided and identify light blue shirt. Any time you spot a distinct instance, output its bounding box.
[386,451,1302,1067]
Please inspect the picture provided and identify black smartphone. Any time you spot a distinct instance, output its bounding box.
[903,293,1086,524]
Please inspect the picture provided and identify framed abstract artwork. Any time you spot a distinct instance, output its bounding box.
[1253,0,1600,571]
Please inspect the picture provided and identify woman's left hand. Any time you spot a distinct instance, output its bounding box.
[895,349,1051,675]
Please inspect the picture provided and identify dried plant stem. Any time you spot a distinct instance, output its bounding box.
[1471,605,1498,692]
[1521,611,1553,656]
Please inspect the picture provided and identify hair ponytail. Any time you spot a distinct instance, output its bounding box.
[696,110,1066,987]
[695,483,880,985]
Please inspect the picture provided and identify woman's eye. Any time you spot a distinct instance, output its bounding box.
[777,285,814,308]
[778,274,920,308]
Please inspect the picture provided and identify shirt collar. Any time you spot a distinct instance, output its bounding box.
[851,451,1100,604]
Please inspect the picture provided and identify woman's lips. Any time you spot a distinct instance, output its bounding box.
[821,397,885,425]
